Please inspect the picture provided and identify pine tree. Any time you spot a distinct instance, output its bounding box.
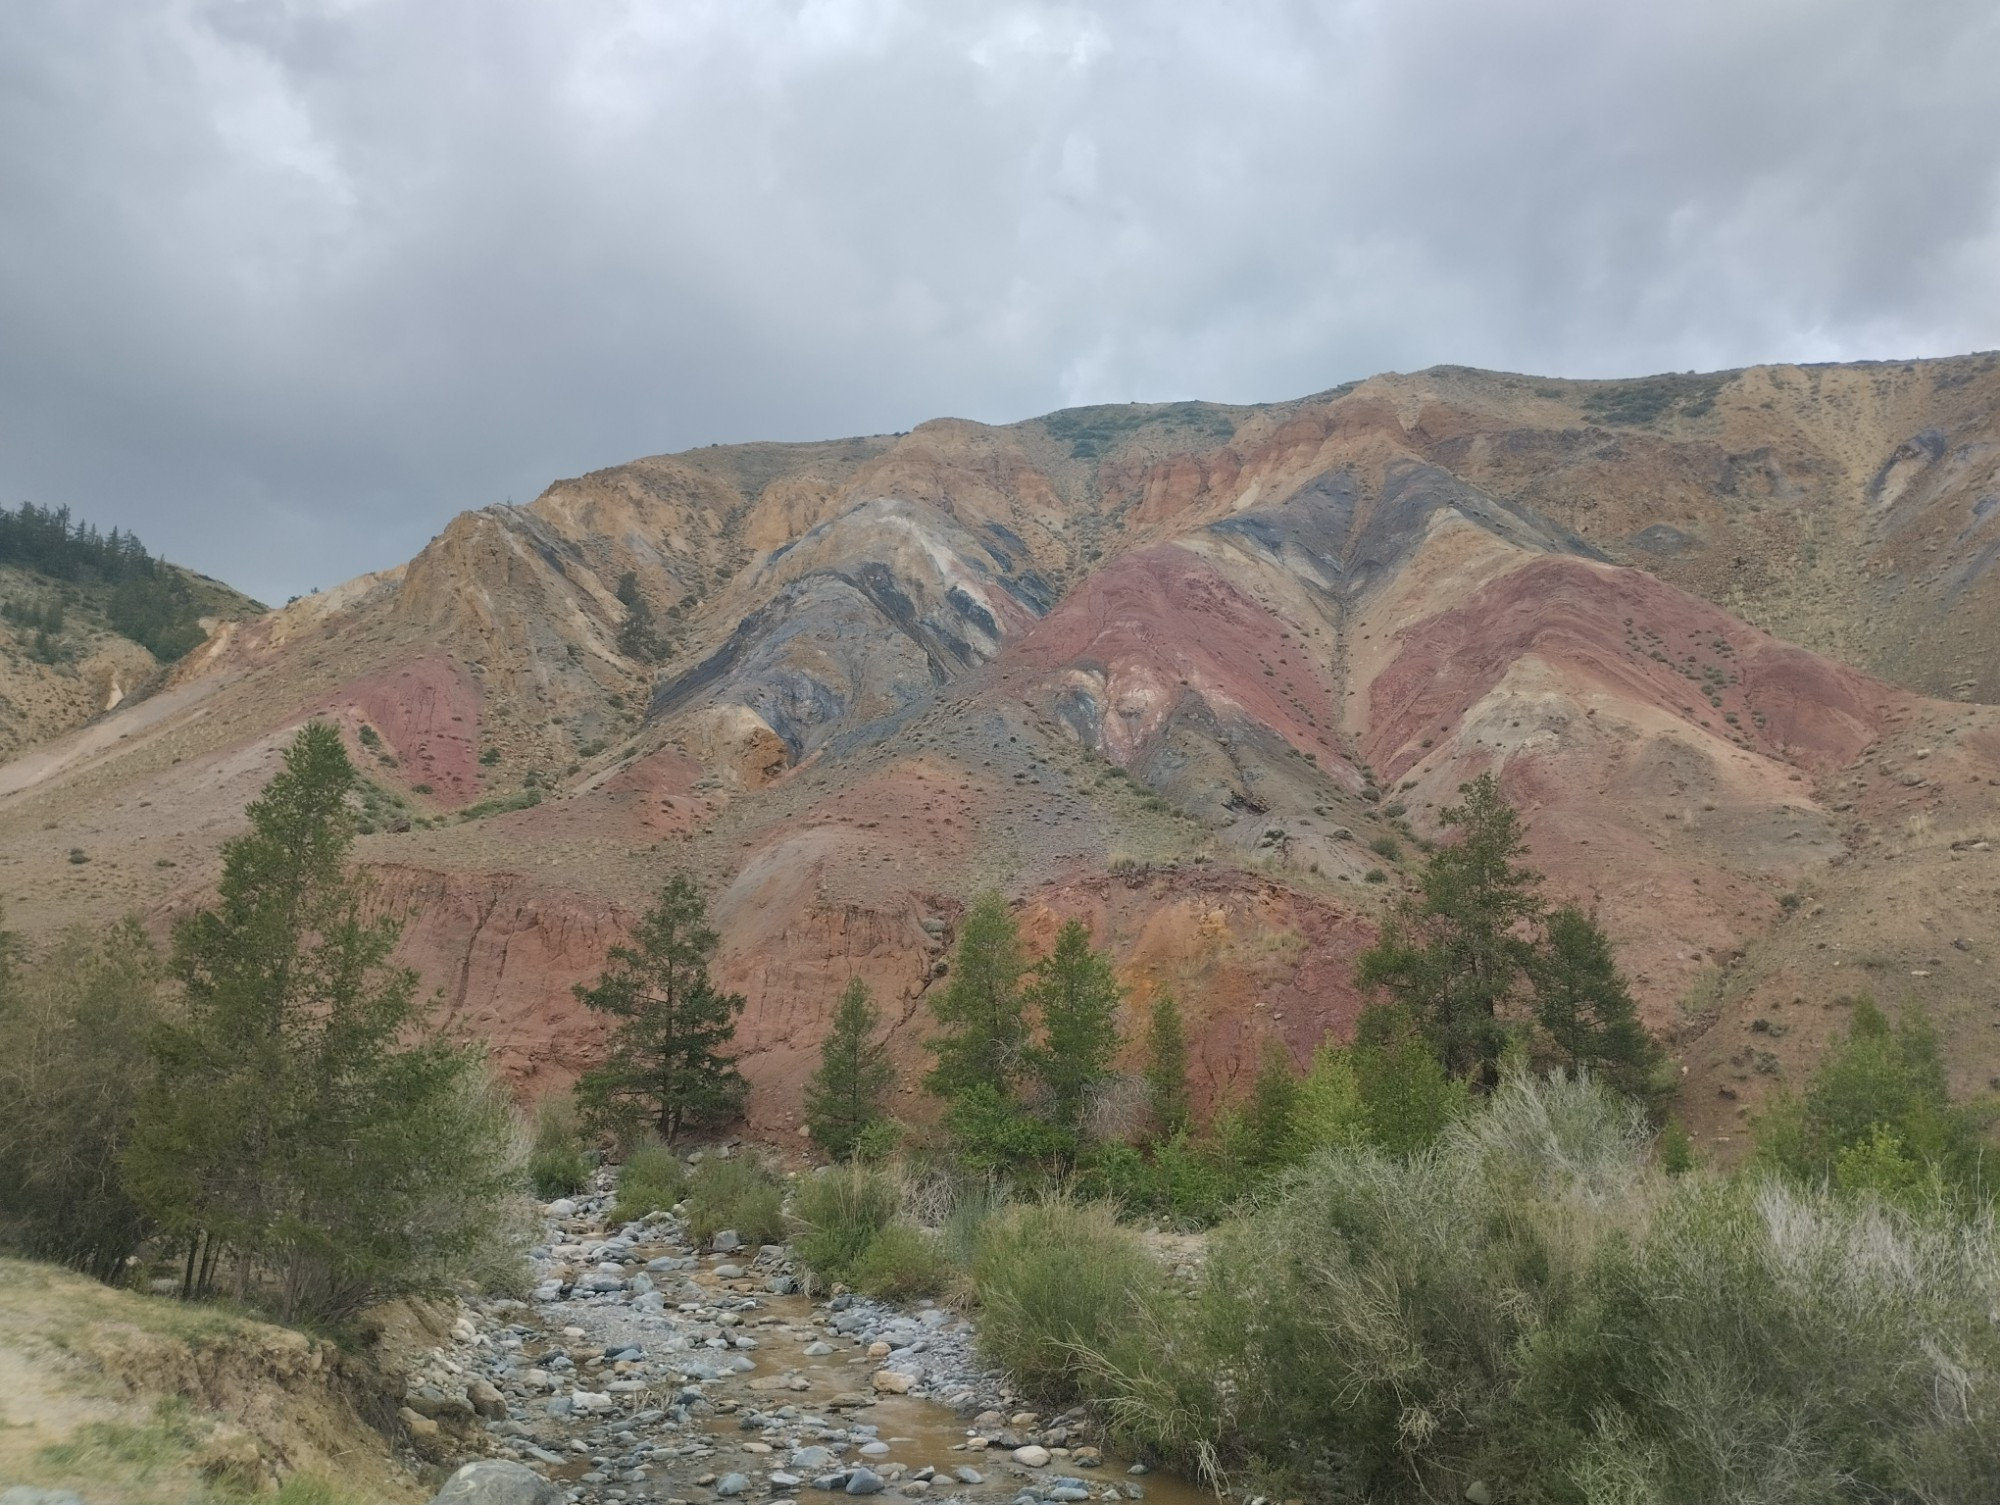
[124,722,512,1321]
[805,978,896,1160]
[1026,919,1123,1136]
[1143,992,1192,1138]
[575,873,748,1143]
[924,891,1029,1099]
[1239,1040,1302,1172]
[1355,772,1543,1080]
[1531,905,1661,1095]
[615,571,661,661]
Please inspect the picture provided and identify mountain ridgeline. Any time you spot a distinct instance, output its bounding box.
[0,355,1995,1154]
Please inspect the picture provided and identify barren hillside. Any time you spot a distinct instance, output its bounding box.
[2,354,1997,1153]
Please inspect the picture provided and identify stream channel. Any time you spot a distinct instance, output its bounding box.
[425,1181,1213,1505]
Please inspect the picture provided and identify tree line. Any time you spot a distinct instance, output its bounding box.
[0,502,212,661]
[564,772,1665,1214]
[7,729,1981,1339]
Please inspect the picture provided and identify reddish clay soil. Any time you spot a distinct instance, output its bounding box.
[1002,544,1344,764]
[328,656,485,807]
[1365,557,1905,782]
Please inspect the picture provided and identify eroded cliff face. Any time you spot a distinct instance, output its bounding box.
[4,354,2000,1149]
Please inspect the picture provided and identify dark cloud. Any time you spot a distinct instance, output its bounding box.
[1,0,1996,602]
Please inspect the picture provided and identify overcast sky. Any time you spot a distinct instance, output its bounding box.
[2,1,1997,604]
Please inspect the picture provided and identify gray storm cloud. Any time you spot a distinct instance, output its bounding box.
[1,0,1996,601]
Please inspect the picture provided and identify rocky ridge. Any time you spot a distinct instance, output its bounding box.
[0,356,1997,1145]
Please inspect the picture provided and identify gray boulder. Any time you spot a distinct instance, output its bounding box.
[426,1461,563,1505]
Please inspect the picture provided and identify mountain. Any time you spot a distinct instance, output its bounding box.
[1,354,1997,1154]
[0,503,265,757]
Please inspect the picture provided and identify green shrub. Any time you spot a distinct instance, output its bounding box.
[1350,1012,1472,1156]
[1368,834,1401,861]
[1084,1072,2000,1502]
[1755,997,1993,1210]
[526,1091,590,1200]
[529,1145,590,1202]
[851,1222,954,1302]
[610,1143,686,1223]
[851,1118,903,1164]
[791,1162,899,1284]
[685,1156,785,1246]
[0,920,164,1282]
[944,1082,1074,1176]
[971,1196,1161,1403]
[1081,1132,1232,1227]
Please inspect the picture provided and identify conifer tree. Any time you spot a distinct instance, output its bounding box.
[615,571,661,661]
[1143,992,1192,1138]
[1027,918,1124,1135]
[124,722,512,1321]
[1239,1040,1302,1172]
[1531,905,1661,1094]
[575,873,748,1143]
[925,891,1029,1099]
[805,978,896,1160]
[1355,773,1544,1080]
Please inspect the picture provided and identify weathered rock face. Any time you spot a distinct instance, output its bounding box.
[3,355,2000,1147]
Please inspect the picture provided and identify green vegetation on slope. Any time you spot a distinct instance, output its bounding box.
[0,502,260,662]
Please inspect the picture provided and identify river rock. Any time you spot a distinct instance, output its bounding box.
[427,1461,563,1505]
[2,1492,89,1505]
[953,1466,984,1485]
[715,1474,750,1497]
[871,1369,913,1394]
[1012,1445,1052,1467]
[844,1468,885,1495]
[712,1230,741,1252]
[467,1378,508,1419]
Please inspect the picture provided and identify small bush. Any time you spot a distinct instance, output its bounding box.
[527,1091,591,1200]
[851,1118,903,1164]
[852,1222,954,1302]
[685,1156,785,1246]
[791,1162,900,1284]
[1082,1132,1232,1227]
[1363,868,1387,883]
[529,1145,589,1201]
[972,1197,1161,1403]
[1368,834,1401,861]
[610,1143,686,1222]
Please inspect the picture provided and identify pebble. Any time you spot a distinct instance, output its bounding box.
[418,1165,1167,1505]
